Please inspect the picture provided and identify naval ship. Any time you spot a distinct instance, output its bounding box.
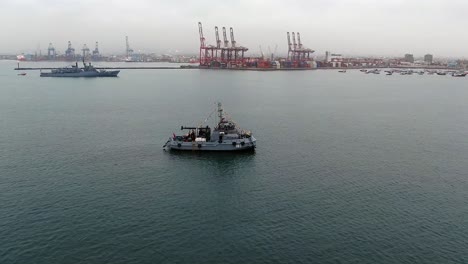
[40,60,119,77]
[164,103,256,151]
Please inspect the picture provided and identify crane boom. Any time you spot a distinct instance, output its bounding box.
[198,22,205,48]
[215,26,221,48]
[292,32,297,51]
[230,27,236,48]
[297,32,302,49]
[222,27,229,48]
[287,32,292,52]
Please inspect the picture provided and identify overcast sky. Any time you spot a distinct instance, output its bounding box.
[2,0,468,57]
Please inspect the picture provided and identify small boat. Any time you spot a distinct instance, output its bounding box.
[386,72,393,75]
[18,72,27,76]
[365,69,380,74]
[338,70,346,73]
[453,72,467,77]
[436,72,447,76]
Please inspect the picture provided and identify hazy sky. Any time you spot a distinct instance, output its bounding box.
[2,0,468,57]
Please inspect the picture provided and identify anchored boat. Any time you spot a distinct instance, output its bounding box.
[164,103,256,151]
[452,72,467,77]
[40,60,119,77]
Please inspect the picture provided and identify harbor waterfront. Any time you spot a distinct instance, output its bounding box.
[1,60,468,263]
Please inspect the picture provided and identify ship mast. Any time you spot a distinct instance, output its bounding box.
[217,102,223,125]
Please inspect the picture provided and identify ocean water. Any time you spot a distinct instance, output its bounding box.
[1,61,468,263]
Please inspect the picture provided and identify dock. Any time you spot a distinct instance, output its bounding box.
[13,65,315,71]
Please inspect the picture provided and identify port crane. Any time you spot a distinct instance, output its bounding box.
[287,32,293,60]
[286,31,314,65]
[47,43,56,60]
[222,27,230,62]
[81,44,90,59]
[93,42,99,56]
[215,26,221,60]
[292,32,298,60]
[125,36,134,58]
[198,22,248,67]
[65,41,75,59]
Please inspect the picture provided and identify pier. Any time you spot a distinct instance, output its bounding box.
[14,66,199,71]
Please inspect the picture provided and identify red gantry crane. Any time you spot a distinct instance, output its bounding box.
[287,31,314,67]
[198,22,217,66]
[198,22,248,68]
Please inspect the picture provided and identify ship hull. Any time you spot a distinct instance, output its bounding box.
[40,70,120,77]
[165,136,256,152]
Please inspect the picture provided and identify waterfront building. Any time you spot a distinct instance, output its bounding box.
[424,54,433,64]
[404,54,414,63]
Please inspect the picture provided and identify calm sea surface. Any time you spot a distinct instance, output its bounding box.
[1,61,468,263]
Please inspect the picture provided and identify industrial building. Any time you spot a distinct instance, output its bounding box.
[424,54,433,64]
[404,54,414,63]
[323,51,345,67]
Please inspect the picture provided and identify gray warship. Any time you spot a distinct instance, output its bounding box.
[40,61,119,77]
[164,103,256,151]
